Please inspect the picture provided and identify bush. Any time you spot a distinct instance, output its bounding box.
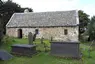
[0,30,4,45]
[1,35,13,44]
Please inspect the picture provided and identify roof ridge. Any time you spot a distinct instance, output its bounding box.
[14,10,77,14]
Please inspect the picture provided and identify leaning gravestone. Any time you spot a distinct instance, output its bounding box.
[0,50,13,60]
[28,32,33,45]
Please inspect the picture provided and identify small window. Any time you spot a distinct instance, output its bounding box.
[35,29,39,34]
[64,29,68,35]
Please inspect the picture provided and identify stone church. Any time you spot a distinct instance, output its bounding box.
[6,10,79,42]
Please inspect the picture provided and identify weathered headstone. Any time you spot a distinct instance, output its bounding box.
[28,32,33,45]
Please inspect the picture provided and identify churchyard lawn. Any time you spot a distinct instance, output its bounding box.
[0,38,95,64]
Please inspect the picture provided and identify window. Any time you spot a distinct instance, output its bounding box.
[35,29,39,34]
[64,29,68,35]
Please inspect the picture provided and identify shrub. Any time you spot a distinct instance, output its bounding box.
[1,35,13,44]
[0,30,4,45]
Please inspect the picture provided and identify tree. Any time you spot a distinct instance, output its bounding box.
[78,10,90,40]
[0,0,33,44]
[0,0,4,44]
[0,0,33,34]
[0,0,3,6]
[87,16,95,41]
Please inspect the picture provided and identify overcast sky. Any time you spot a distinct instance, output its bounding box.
[3,0,95,17]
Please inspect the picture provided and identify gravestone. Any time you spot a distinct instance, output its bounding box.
[11,32,36,57]
[28,32,33,45]
[0,50,13,60]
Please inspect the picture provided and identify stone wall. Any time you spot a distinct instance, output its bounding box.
[6,28,17,37]
[6,26,79,42]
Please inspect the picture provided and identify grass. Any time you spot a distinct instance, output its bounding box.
[0,38,95,64]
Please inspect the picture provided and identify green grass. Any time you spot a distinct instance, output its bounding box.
[0,38,95,64]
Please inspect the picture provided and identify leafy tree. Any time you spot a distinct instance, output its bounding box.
[0,1,21,28]
[78,10,90,33]
[0,0,4,44]
[87,16,95,41]
[0,0,33,34]
[78,10,90,40]
[0,0,33,44]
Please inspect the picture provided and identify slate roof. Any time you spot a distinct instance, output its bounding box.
[6,10,79,28]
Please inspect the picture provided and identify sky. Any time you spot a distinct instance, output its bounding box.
[3,0,95,17]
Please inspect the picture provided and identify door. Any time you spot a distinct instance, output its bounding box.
[18,29,22,38]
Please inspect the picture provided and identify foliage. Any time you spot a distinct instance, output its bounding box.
[0,28,3,45]
[78,10,90,40]
[0,0,33,44]
[78,10,90,33]
[0,0,33,34]
[39,37,50,52]
[1,35,13,44]
[0,0,3,44]
[87,16,95,41]
[0,38,95,64]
